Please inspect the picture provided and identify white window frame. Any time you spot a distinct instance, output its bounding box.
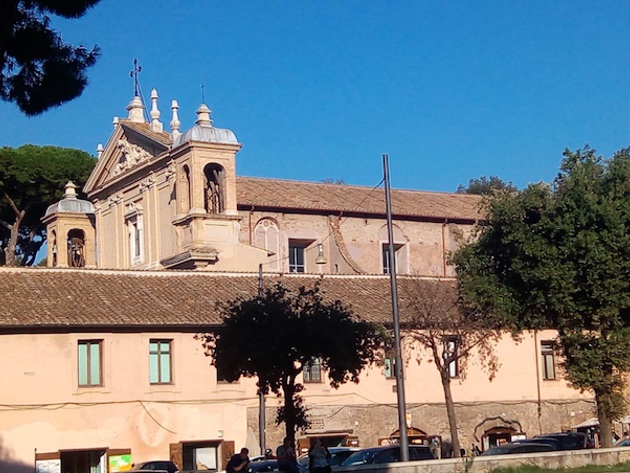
[149,339,173,384]
[541,340,556,380]
[444,337,460,378]
[125,203,144,266]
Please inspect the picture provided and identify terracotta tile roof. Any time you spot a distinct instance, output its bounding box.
[236,177,483,221]
[120,121,172,147]
[0,268,457,331]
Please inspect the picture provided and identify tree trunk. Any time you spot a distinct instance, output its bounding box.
[441,371,461,457]
[282,380,296,443]
[596,392,614,448]
[5,210,25,267]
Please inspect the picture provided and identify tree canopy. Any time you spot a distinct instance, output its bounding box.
[1,0,101,115]
[0,145,96,266]
[456,175,518,195]
[452,147,630,447]
[197,282,387,441]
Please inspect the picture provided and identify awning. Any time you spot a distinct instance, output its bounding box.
[572,417,599,429]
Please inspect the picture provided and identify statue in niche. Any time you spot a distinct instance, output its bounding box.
[204,166,225,214]
[67,236,85,267]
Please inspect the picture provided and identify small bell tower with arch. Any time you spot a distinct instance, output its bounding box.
[42,181,96,268]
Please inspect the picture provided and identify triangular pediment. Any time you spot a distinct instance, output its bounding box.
[84,121,172,198]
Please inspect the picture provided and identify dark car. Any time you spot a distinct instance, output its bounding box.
[131,461,179,473]
[511,437,562,450]
[297,447,359,472]
[534,432,588,450]
[249,460,279,473]
[341,445,433,466]
[480,442,556,456]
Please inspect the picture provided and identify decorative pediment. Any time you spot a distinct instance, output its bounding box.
[84,121,171,199]
[113,139,152,175]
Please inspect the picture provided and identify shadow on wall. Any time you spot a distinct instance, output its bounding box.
[0,437,34,473]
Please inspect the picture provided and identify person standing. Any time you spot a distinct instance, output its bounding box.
[227,448,251,473]
[308,439,331,473]
[276,437,298,473]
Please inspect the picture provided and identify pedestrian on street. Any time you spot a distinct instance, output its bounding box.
[227,448,251,473]
[277,437,299,473]
[308,439,331,473]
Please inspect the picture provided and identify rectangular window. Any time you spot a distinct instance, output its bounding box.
[289,242,306,273]
[444,337,459,378]
[303,358,322,383]
[541,340,556,380]
[382,243,404,275]
[149,340,172,384]
[126,210,144,266]
[78,340,102,387]
[384,356,396,379]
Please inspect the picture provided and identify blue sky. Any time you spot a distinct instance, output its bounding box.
[1,1,630,192]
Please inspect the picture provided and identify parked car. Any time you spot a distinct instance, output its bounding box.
[341,445,433,466]
[480,442,556,456]
[534,432,588,450]
[248,460,279,473]
[511,437,562,450]
[297,447,359,472]
[131,461,179,473]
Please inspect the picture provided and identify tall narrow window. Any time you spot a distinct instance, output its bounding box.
[443,337,459,378]
[303,358,322,383]
[541,340,556,380]
[78,340,102,387]
[149,340,172,384]
[204,163,225,214]
[382,243,404,274]
[125,203,144,266]
[289,241,306,273]
[384,354,396,379]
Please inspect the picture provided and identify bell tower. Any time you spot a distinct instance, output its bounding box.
[42,181,96,268]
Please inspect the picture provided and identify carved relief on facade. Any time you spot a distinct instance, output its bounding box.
[165,160,176,181]
[139,173,156,192]
[113,139,152,175]
[107,194,123,207]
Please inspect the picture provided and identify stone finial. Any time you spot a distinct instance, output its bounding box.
[64,181,78,200]
[126,95,145,123]
[170,100,181,139]
[150,88,163,132]
[113,116,120,127]
[96,143,104,158]
[195,104,213,127]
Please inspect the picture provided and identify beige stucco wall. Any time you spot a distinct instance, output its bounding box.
[239,211,475,277]
[0,329,592,470]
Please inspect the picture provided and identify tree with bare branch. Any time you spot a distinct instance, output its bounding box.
[400,278,503,457]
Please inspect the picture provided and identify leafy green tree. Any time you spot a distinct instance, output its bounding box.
[0,145,96,266]
[452,147,630,447]
[456,175,518,195]
[197,283,386,442]
[402,279,503,458]
[1,0,101,115]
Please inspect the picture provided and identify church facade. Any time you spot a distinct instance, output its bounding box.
[0,90,595,473]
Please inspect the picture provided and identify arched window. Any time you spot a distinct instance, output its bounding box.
[254,218,279,270]
[180,164,191,212]
[204,163,225,214]
[50,230,57,267]
[67,229,86,267]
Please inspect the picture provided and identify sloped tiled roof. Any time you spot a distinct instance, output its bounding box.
[236,177,483,221]
[120,121,173,147]
[0,268,456,331]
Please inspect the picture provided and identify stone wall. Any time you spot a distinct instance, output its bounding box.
[248,399,595,455]
[335,447,630,473]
